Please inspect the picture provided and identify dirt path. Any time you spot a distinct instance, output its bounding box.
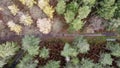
[0,32,118,44]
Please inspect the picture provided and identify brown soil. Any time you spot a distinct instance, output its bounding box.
[37,39,66,68]
[0,12,3,20]
[37,40,118,68]
[36,39,104,67]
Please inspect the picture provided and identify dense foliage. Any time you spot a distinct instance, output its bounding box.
[0,35,120,68]
[56,0,93,31]
[39,47,49,59]
[114,0,120,18]
[22,35,40,56]
[55,0,120,32]
[0,0,120,68]
[97,0,117,19]
[0,42,19,68]
[99,53,113,66]
[56,0,66,14]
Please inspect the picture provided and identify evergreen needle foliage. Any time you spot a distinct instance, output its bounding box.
[82,0,96,7]
[80,58,95,68]
[69,18,84,31]
[0,42,19,68]
[55,0,66,14]
[107,18,120,31]
[55,0,93,32]
[116,59,120,68]
[22,35,40,56]
[114,0,120,18]
[61,43,78,57]
[106,42,120,57]
[97,0,117,19]
[93,63,103,68]
[39,47,49,59]
[73,36,90,53]
[64,10,75,23]
[43,60,60,68]
[99,53,113,66]
[16,55,38,68]
[65,62,80,68]
[0,59,6,68]
[77,6,91,19]
[66,1,79,13]
[0,42,19,58]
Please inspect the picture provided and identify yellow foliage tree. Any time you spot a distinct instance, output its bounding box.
[20,14,33,26]
[19,0,36,8]
[7,21,22,34]
[8,4,19,16]
[38,0,55,19]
